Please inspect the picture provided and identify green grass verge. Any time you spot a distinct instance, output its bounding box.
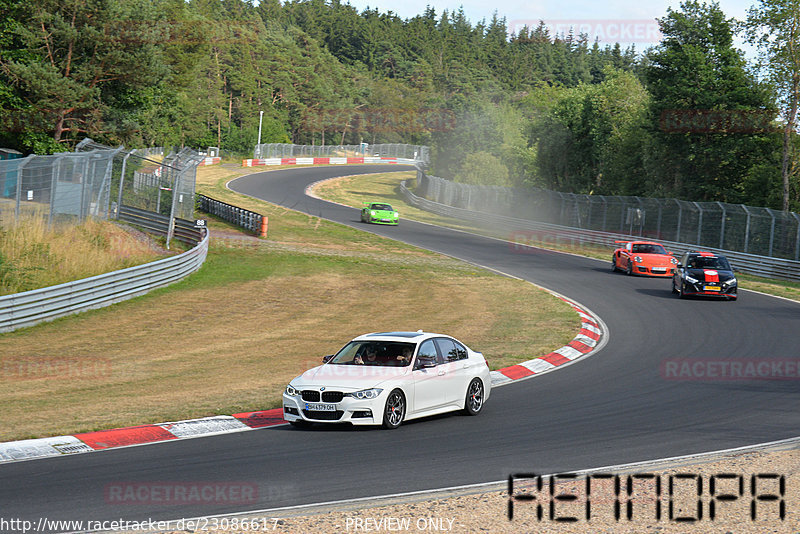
[311,170,800,304]
[0,164,580,442]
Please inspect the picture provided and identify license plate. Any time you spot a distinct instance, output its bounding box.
[305,403,335,411]
[652,268,666,272]
[705,285,721,291]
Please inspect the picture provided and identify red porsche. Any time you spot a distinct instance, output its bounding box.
[611,240,678,277]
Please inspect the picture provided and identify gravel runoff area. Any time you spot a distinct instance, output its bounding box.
[123,438,798,534]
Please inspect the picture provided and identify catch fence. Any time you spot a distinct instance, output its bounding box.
[0,140,202,247]
[254,143,429,163]
[416,172,800,263]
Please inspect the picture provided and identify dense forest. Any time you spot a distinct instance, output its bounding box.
[0,0,798,209]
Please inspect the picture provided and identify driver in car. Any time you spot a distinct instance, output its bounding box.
[354,347,378,365]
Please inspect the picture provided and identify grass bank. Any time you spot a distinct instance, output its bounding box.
[0,216,166,295]
[0,164,579,442]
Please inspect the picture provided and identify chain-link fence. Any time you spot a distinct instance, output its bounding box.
[254,143,429,163]
[416,172,800,261]
[0,141,201,239]
[0,149,121,226]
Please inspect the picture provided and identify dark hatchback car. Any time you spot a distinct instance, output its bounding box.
[672,251,738,300]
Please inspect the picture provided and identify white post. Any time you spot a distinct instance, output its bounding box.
[256,110,264,158]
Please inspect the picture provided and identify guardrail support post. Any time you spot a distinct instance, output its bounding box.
[768,208,776,258]
[693,202,703,246]
[717,201,726,250]
[742,205,751,253]
[116,150,134,219]
[793,212,800,261]
[13,155,34,222]
[260,216,269,238]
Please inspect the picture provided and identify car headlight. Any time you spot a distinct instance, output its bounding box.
[345,388,383,400]
[393,212,398,218]
[634,256,643,263]
[371,210,376,216]
[671,257,678,264]
[685,275,699,284]
[724,277,737,286]
[285,384,301,397]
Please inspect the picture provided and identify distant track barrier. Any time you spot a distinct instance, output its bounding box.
[242,156,417,167]
[196,194,266,236]
[401,178,800,283]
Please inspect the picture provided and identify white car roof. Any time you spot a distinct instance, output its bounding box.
[353,331,443,343]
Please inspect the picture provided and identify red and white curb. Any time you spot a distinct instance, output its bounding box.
[0,412,284,463]
[490,296,604,385]
[0,301,603,464]
[242,156,417,166]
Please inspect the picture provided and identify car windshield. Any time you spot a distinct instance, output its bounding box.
[632,243,667,254]
[329,341,415,367]
[371,204,393,211]
[687,256,732,270]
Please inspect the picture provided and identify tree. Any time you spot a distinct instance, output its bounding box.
[744,0,800,210]
[0,0,172,148]
[457,151,511,186]
[642,1,779,202]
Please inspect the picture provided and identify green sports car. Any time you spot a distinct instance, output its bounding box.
[360,202,399,225]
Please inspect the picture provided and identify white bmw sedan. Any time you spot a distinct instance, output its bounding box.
[282,331,491,429]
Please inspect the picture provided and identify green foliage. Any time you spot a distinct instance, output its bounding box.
[456,151,511,186]
[642,0,779,203]
[0,0,791,211]
[524,68,651,194]
[743,0,800,211]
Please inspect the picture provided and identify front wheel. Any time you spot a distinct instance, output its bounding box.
[382,389,405,429]
[611,256,618,272]
[626,261,633,275]
[677,282,686,299]
[463,378,484,416]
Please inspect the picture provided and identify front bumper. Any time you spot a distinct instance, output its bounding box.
[681,280,738,298]
[632,264,675,277]
[282,392,384,425]
[369,217,398,225]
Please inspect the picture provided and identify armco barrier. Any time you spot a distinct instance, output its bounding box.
[196,194,264,235]
[400,180,800,282]
[118,205,204,245]
[242,156,417,167]
[0,225,208,333]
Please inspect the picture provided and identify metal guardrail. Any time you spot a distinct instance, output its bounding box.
[0,229,209,333]
[118,205,204,245]
[197,194,263,234]
[401,179,800,282]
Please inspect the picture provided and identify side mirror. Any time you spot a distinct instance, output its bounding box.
[322,355,333,364]
[415,356,437,369]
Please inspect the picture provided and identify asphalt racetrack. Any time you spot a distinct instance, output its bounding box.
[3,164,799,531]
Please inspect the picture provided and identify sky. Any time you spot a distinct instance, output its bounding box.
[342,0,758,50]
